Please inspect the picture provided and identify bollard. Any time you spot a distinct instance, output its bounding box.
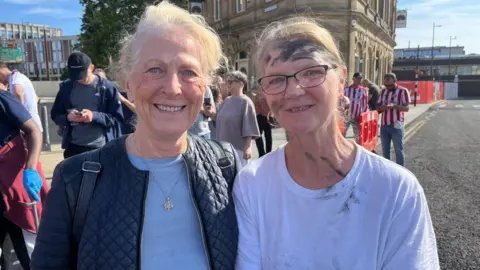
[41,105,51,152]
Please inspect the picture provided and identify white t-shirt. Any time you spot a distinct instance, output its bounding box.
[233,144,439,270]
[9,71,43,132]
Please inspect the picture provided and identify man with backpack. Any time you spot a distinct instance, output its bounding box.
[51,52,124,158]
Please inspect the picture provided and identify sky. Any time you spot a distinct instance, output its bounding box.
[1,0,479,54]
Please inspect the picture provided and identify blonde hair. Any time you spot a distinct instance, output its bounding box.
[115,1,225,87]
[256,17,344,75]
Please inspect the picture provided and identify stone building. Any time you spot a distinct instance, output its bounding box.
[201,0,397,88]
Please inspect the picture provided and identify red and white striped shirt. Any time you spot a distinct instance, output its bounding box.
[344,84,368,119]
[377,85,411,126]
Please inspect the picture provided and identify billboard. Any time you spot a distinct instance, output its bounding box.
[0,47,23,63]
[396,10,407,28]
[404,49,441,58]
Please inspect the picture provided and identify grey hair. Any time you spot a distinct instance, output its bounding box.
[113,1,227,88]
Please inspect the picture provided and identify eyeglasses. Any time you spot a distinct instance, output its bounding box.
[257,64,337,95]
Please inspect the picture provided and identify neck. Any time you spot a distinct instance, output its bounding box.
[231,90,243,97]
[284,123,356,189]
[126,123,188,158]
[351,83,358,88]
[80,73,95,85]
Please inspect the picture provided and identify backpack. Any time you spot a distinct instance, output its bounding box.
[68,139,237,250]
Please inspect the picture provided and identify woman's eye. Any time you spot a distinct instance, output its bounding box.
[146,67,162,74]
[181,70,197,77]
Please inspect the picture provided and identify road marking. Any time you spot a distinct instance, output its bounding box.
[404,121,426,143]
[473,105,480,108]
[455,104,464,108]
[439,104,447,108]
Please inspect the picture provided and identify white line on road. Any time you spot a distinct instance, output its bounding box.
[473,105,480,108]
[404,121,426,143]
[439,104,447,108]
[455,104,464,108]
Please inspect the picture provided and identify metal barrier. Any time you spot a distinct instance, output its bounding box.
[41,105,51,152]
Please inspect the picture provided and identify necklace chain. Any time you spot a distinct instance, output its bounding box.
[132,135,182,212]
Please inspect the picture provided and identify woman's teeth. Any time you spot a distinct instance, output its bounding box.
[155,104,185,112]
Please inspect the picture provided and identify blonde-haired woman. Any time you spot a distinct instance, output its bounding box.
[233,17,439,269]
[32,2,238,269]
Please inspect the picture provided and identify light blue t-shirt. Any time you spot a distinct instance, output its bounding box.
[189,87,213,137]
[128,154,209,270]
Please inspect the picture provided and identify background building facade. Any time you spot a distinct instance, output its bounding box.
[0,22,78,81]
[202,0,397,89]
[0,22,63,40]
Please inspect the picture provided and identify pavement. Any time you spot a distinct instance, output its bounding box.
[381,98,480,269]
[39,101,443,182]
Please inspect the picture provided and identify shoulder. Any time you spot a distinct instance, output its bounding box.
[99,77,115,90]
[241,95,255,106]
[59,79,73,91]
[355,148,425,210]
[234,147,283,196]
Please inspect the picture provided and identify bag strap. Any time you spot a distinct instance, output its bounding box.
[72,150,102,246]
[206,139,237,186]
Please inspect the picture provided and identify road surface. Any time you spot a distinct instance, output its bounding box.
[395,99,480,269]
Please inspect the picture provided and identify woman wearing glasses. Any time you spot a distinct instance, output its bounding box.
[215,71,260,166]
[233,17,439,269]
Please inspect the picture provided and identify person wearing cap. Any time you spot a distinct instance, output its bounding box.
[51,52,124,158]
[377,73,410,166]
[0,81,49,270]
[343,72,368,141]
[0,62,43,133]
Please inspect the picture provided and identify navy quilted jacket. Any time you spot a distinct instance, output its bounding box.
[31,135,238,270]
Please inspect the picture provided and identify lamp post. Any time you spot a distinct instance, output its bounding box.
[430,22,442,80]
[448,36,457,76]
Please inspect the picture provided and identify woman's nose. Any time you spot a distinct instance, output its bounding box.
[284,77,305,98]
[162,73,182,96]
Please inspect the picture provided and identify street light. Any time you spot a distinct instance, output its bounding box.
[448,36,457,76]
[430,22,442,79]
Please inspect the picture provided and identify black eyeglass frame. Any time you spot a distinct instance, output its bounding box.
[257,64,338,95]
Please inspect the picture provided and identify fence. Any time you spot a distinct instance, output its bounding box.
[444,82,459,100]
[397,81,446,104]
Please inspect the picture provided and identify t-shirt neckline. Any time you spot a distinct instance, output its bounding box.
[277,143,364,199]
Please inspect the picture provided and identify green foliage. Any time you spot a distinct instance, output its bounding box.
[60,67,69,81]
[78,0,189,68]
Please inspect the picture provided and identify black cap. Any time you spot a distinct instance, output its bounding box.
[67,52,91,81]
[353,72,363,78]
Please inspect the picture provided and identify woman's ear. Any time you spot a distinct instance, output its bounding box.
[125,81,135,101]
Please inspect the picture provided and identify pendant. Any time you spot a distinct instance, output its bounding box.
[164,198,174,212]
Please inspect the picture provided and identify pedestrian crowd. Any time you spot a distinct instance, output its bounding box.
[0,1,439,269]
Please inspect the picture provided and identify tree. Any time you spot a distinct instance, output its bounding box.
[78,0,189,68]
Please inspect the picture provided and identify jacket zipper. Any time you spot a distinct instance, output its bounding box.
[137,172,149,270]
[182,157,213,269]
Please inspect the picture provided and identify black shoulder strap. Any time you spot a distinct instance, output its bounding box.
[72,150,102,246]
[206,139,237,183]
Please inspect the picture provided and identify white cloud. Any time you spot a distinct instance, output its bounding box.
[396,0,480,54]
[24,7,80,19]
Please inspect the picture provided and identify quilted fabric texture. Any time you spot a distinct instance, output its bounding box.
[31,135,238,270]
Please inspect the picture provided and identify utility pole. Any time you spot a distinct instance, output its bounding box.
[448,36,457,76]
[414,45,420,107]
[430,22,442,80]
[43,29,51,81]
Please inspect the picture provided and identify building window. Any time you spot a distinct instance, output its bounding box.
[236,0,246,13]
[214,0,221,21]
